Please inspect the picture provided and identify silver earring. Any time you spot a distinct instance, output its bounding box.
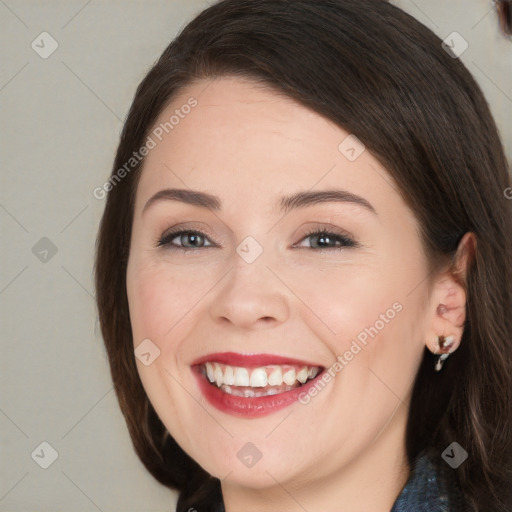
[434,335,455,372]
[435,352,450,372]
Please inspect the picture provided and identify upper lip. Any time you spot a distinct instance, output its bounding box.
[191,352,323,368]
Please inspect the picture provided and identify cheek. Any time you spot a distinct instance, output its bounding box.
[127,263,168,347]
[127,262,196,342]
[285,249,427,385]
[333,272,429,415]
[126,260,205,437]
[126,257,219,360]
[276,257,402,346]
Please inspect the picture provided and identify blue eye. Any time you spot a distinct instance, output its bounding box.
[157,229,215,250]
[156,228,358,252]
[294,229,358,250]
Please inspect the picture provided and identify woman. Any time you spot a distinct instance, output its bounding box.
[94,1,512,510]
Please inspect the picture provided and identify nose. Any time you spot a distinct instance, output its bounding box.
[209,257,290,330]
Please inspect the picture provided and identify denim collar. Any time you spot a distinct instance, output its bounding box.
[390,448,465,512]
[212,448,465,512]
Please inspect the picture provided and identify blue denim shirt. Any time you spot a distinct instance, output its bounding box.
[390,448,465,512]
[211,448,465,512]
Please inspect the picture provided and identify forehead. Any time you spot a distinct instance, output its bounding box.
[134,77,400,219]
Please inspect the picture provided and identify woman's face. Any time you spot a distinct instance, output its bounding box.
[126,77,433,490]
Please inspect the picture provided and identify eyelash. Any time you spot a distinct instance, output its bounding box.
[156,227,359,252]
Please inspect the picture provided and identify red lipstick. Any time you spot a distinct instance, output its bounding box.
[191,352,321,368]
[191,352,325,418]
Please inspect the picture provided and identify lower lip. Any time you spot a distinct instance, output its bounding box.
[192,367,324,418]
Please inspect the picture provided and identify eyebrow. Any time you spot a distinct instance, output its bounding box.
[142,188,377,215]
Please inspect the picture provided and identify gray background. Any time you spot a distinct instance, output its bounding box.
[1,1,510,510]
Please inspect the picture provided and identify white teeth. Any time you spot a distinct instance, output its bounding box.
[282,369,296,386]
[268,366,283,386]
[202,362,321,390]
[206,362,215,383]
[296,367,308,384]
[234,367,250,386]
[250,368,268,387]
[308,367,319,379]
[214,363,223,387]
[224,365,235,385]
[220,384,293,397]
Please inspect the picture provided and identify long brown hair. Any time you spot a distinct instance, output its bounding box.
[94,1,512,510]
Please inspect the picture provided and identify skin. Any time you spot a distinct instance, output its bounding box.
[126,76,473,512]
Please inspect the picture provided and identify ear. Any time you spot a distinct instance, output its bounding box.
[425,232,477,355]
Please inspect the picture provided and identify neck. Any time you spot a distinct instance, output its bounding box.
[221,402,411,512]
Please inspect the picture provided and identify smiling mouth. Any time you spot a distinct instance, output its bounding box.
[198,362,323,398]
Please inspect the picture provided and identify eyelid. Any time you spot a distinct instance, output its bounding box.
[156,223,360,252]
[156,227,218,249]
[292,226,359,250]
[293,221,358,242]
[157,221,219,244]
